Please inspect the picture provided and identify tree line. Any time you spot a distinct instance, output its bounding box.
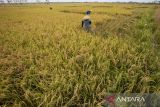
[0,0,159,4]
[0,0,50,3]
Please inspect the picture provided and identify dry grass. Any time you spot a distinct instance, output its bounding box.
[153,7,160,49]
[0,3,160,107]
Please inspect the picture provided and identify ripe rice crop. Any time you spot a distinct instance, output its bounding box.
[0,3,160,107]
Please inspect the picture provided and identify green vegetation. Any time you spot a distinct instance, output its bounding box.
[0,3,160,107]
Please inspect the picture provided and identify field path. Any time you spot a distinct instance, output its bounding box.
[153,7,160,53]
[155,8,160,24]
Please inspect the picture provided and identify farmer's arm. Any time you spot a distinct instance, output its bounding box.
[82,20,84,27]
[89,20,92,24]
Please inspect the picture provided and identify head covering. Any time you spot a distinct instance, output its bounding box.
[86,10,91,15]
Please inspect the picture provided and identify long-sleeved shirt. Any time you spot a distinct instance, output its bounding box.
[82,15,92,28]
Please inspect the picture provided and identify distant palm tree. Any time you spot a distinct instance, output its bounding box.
[155,0,160,3]
[7,0,12,3]
[46,0,49,3]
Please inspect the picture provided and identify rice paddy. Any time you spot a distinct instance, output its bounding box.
[0,3,160,107]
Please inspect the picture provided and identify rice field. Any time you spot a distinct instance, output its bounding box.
[0,3,160,107]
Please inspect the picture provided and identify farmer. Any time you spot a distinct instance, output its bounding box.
[82,10,92,31]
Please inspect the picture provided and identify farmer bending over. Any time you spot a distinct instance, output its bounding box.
[82,10,92,31]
